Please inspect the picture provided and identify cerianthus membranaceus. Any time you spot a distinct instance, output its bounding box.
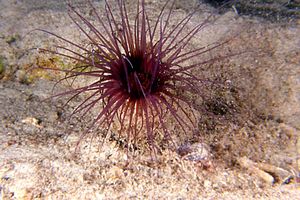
[38,0,245,155]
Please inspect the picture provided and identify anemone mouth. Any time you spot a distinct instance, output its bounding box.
[112,51,166,99]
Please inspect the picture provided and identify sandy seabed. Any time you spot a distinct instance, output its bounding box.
[0,0,300,199]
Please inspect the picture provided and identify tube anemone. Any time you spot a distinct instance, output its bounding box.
[38,0,245,155]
